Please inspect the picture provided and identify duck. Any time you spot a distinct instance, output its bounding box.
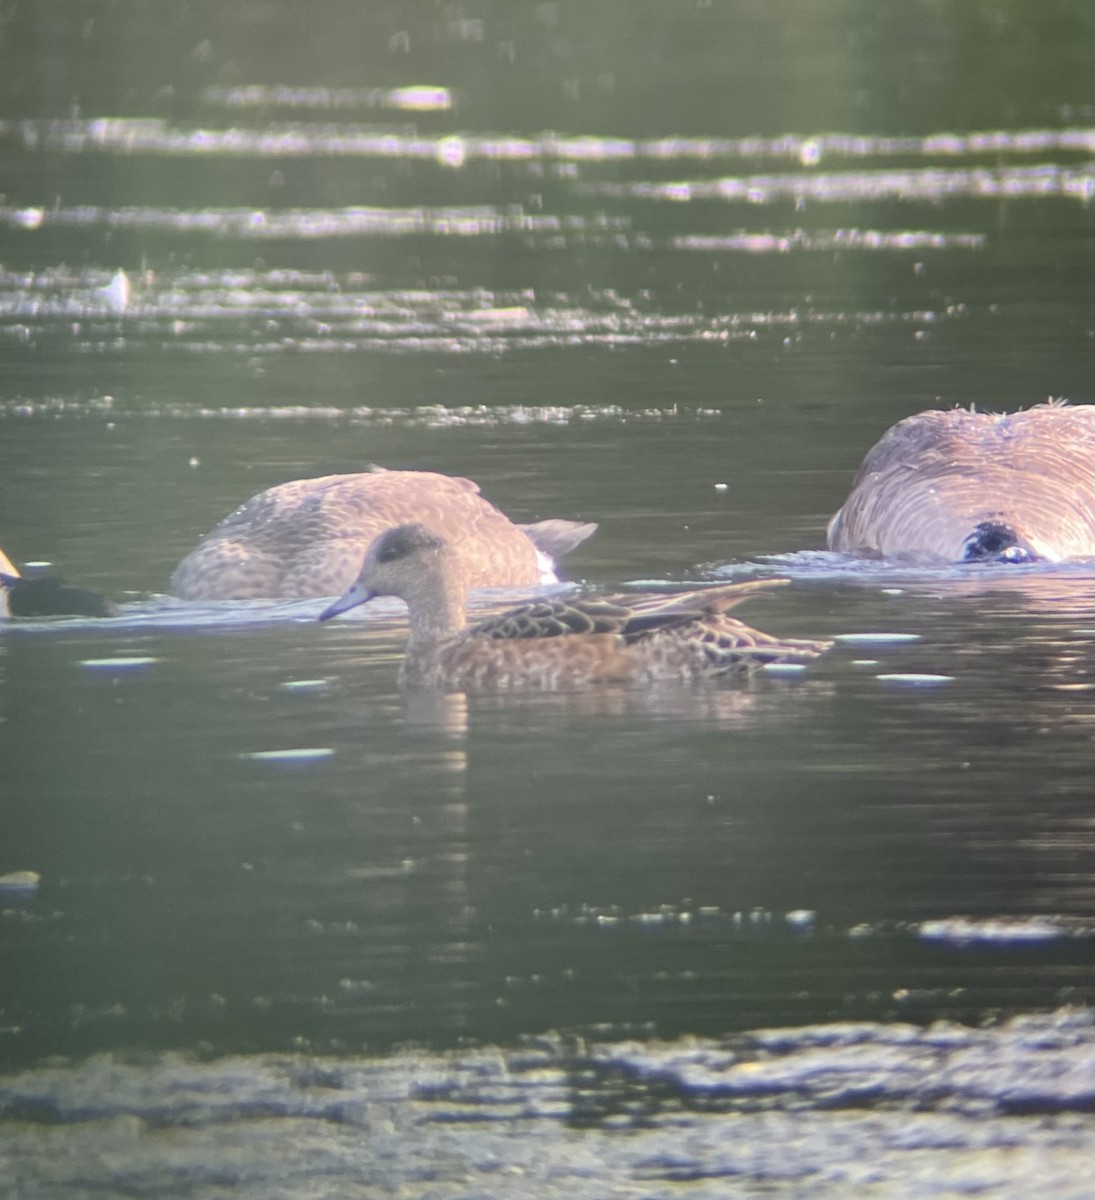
[827,401,1095,563]
[170,466,597,600]
[319,523,831,690]
[0,547,117,618]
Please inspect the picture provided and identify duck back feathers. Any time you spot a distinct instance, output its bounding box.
[170,467,596,600]
[828,402,1095,563]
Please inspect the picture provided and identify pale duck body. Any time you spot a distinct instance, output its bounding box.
[827,402,1095,563]
[170,467,596,600]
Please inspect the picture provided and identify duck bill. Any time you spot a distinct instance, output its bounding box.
[318,582,377,621]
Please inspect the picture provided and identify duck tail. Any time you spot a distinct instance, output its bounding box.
[961,521,1039,563]
[694,577,790,614]
[519,519,599,562]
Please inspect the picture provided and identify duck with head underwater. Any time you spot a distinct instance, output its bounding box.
[827,401,1095,565]
[0,545,117,618]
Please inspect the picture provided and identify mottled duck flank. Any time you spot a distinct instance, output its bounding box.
[319,524,831,691]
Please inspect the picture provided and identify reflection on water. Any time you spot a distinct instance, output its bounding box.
[0,269,982,357]
[203,84,455,113]
[3,583,1092,1067]
[0,1011,1093,1198]
[584,160,1095,203]
[2,106,1091,358]
[1,102,1091,357]
[6,115,1092,164]
[735,552,1095,613]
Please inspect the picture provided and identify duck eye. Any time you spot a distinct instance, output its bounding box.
[374,525,441,564]
[377,527,419,562]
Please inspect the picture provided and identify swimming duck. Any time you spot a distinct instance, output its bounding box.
[319,523,831,690]
[170,467,597,600]
[0,548,117,618]
[827,401,1095,563]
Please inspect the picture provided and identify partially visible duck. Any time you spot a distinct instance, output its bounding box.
[170,467,597,600]
[319,523,830,690]
[0,548,117,618]
[827,401,1095,563]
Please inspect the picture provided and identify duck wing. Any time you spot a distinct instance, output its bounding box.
[614,578,789,642]
[467,578,789,643]
[468,597,635,640]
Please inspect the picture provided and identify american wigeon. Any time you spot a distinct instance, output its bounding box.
[170,467,597,600]
[319,523,831,690]
[827,401,1095,563]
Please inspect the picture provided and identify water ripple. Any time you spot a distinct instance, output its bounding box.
[584,161,1095,205]
[0,1010,1092,1198]
[0,268,971,356]
[6,117,1093,166]
[202,84,453,112]
[0,202,627,240]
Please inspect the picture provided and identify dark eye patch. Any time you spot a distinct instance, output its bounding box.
[375,524,441,563]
